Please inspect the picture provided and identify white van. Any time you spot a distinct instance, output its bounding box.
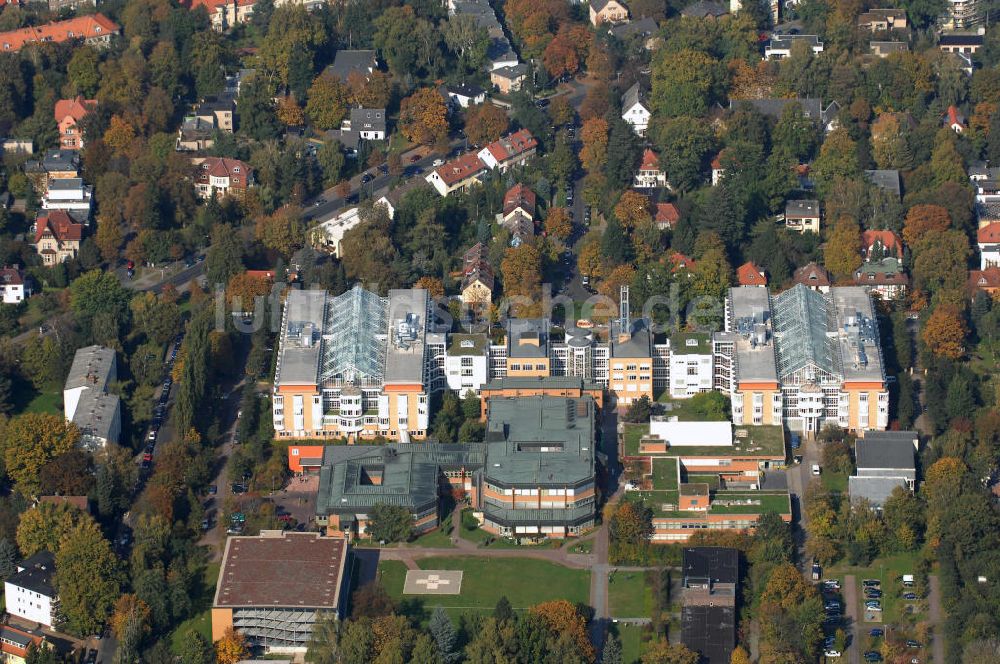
[811,464,821,475]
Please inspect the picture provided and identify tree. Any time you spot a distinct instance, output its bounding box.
[903,204,951,248]
[464,103,509,147]
[651,49,720,118]
[870,113,911,170]
[238,79,281,142]
[530,600,594,662]
[578,237,606,280]
[367,504,413,543]
[772,102,819,161]
[641,640,700,664]
[0,538,18,579]
[429,607,459,663]
[730,646,751,664]
[922,304,968,359]
[103,116,136,154]
[2,414,79,496]
[812,128,859,194]
[215,627,249,664]
[399,88,449,146]
[110,594,151,641]
[347,70,393,109]
[226,272,272,314]
[350,582,396,619]
[177,633,214,664]
[823,216,862,281]
[68,46,100,97]
[305,74,349,131]
[206,224,245,287]
[373,6,439,79]
[443,14,490,73]
[256,206,305,259]
[39,450,95,496]
[17,502,93,557]
[501,244,543,317]
[277,95,306,126]
[650,116,716,192]
[55,521,121,635]
[69,270,132,333]
[603,633,623,664]
[544,207,572,241]
[624,395,652,423]
[930,131,967,186]
[614,191,652,230]
[414,276,445,298]
[910,228,969,298]
[543,32,580,78]
[580,117,610,173]
[130,292,181,345]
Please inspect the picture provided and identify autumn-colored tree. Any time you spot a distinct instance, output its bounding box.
[730,645,751,664]
[103,115,136,153]
[923,456,966,507]
[464,103,509,146]
[226,272,272,313]
[544,207,572,241]
[580,117,609,173]
[255,206,305,258]
[305,73,349,131]
[598,264,637,301]
[823,216,862,281]
[728,59,776,100]
[276,95,305,126]
[215,627,248,664]
[399,88,449,146]
[691,245,732,299]
[548,96,575,126]
[500,244,543,317]
[530,600,594,661]
[921,304,968,359]
[902,204,951,249]
[110,594,151,639]
[614,190,652,229]
[346,70,392,109]
[870,113,911,170]
[414,276,445,298]
[55,520,121,635]
[95,217,124,262]
[577,237,605,280]
[542,32,579,78]
[17,502,94,557]
[911,228,969,298]
[2,413,79,496]
[642,639,700,664]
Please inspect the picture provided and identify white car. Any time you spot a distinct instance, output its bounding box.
[432,158,444,167]
[812,464,821,475]
[825,650,842,658]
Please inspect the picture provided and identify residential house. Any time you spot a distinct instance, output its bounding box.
[784,199,820,233]
[334,108,387,155]
[938,31,983,54]
[41,177,93,217]
[862,229,903,261]
[736,261,767,287]
[443,83,486,108]
[175,115,216,151]
[857,8,907,31]
[681,547,738,664]
[655,202,680,229]
[490,64,529,94]
[324,50,378,82]
[212,532,350,653]
[54,96,96,150]
[426,153,488,196]
[970,267,1000,298]
[941,0,983,31]
[24,149,79,192]
[589,0,629,25]
[1,138,32,155]
[0,624,49,664]
[311,207,364,257]
[4,552,59,628]
[793,261,831,292]
[944,105,967,133]
[477,129,538,172]
[621,82,651,137]
[849,432,917,507]
[64,345,121,450]
[0,265,29,304]
[500,183,536,246]
[32,211,83,265]
[192,157,254,200]
[732,98,839,133]
[864,169,902,199]
[669,252,697,277]
[375,178,431,220]
[870,41,909,57]
[855,257,908,300]
[460,243,494,306]
[979,222,1000,268]
[449,0,520,70]
[711,153,725,185]
[634,148,668,188]
[195,99,236,132]
[680,0,728,17]
[0,14,119,52]
[764,34,824,59]
[608,16,660,49]
[186,0,255,30]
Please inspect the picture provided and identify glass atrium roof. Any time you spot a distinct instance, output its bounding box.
[772,284,839,381]
[320,284,388,384]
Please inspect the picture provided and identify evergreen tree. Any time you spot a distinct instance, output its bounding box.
[0,538,18,579]
[605,118,642,189]
[429,607,459,663]
[494,595,514,623]
[602,633,623,664]
[601,216,633,264]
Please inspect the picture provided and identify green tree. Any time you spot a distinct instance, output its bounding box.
[0,537,18,579]
[603,633,623,664]
[238,79,281,142]
[650,116,716,192]
[306,73,350,131]
[305,613,340,664]
[823,216,862,281]
[70,270,132,338]
[367,504,413,543]
[930,131,968,186]
[772,101,819,161]
[443,14,490,73]
[55,521,122,636]
[205,224,245,287]
[67,47,100,97]
[130,292,182,345]
[374,6,440,78]
[812,128,859,194]
[650,49,721,118]
[317,140,345,186]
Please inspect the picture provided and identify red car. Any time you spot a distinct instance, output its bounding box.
[142,451,153,462]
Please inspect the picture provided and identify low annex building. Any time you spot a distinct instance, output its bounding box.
[680,547,738,664]
[849,430,918,506]
[212,532,350,653]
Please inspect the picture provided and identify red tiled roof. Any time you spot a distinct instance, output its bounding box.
[503,183,536,216]
[655,203,680,228]
[0,265,24,286]
[737,261,767,286]
[433,153,486,186]
[54,96,96,123]
[669,252,696,273]
[245,270,275,281]
[639,148,660,172]
[38,495,88,511]
[978,222,1000,244]
[862,229,903,255]
[711,150,727,170]
[482,129,537,162]
[970,267,1000,290]
[33,210,83,244]
[946,105,965,128]
[195,157,253,188]
[0,14,119,51]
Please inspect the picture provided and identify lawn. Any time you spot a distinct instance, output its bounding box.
[608,571,653,619]
[377,556,591,620]
[821,469,849,494]
[612,622,648,664]
[651,457,679,491]
[169,561,221,654]
[22,387,61,415]
[410,528,455,548]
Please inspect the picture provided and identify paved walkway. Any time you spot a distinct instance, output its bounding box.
[843,575,860,664]
[928,575,945,663]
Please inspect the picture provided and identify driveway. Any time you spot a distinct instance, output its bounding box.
[843,575,861,664]
[928,575,945,663]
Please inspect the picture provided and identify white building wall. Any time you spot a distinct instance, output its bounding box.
[4,581,54,627]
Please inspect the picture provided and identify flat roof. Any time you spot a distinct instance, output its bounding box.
[683,546,739,584]
[726,287,778,383]
[830,287,885,383]
[214,532,348,609]
[849,476,908,506]
[611,319,653,358]
[671,332,711,355]
[65,345,115,391]
[681,605,736,664]
[855,438,915,470]
[384,289,428,384]
[274,290,326,386]
[649,420,732,447]
[448,333,489,356]
[627,423,785,458]
[482,375,604,392]
[507,318,549,358]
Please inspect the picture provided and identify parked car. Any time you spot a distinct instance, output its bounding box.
[432,158,444,167]
[208,484,218,495]
[902,592,918,600]
[824,650,842,658]
[865,589,882,598]
[906,640,922,648]
[147,430,157,443]
[869,628,884,638]
[790,433,801,449]
[812,464,821,475]
[865,600,882,610]
[863,579,881,587]
[823,579,840,590]
[231,483,247,495]
[864,652,883,662]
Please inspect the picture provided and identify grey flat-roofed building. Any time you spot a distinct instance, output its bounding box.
[850,435,916,506]
[849,475,909,506]
[725,287,778,383]
[273,289,327,388]
[611,319,653,358]
[861,430,918,447]
[385,289,430,385]
[681,605,736,664]
[507,318,550,358]
[64,345,120,449]
[681,547,738,664]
